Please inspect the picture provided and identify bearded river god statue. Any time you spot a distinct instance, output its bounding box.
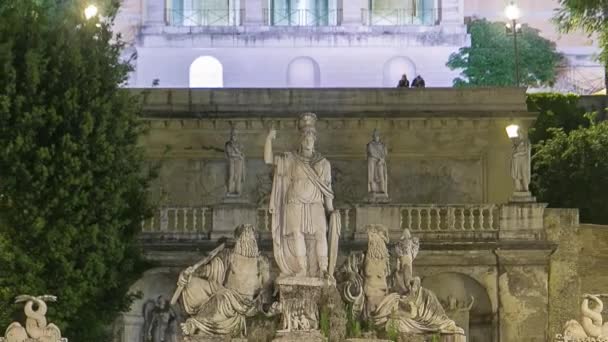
[170,224,271,339]
[339,227,465,340]
[1,295,67,342]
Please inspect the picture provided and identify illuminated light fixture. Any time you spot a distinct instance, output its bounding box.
[84,5,98,20]
[505,2,520,21]
[506,124,520,138]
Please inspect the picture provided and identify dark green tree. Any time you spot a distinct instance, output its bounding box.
[0,0,150,339]
[526,93,589,144]
[554,0,608,91]
[532,117,608,224]
[447,19,563,87]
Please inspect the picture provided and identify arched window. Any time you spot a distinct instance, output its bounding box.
[383,56,416,87]
[287,57,320,87]
[189,56,223,88]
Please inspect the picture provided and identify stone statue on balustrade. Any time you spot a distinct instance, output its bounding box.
[264,112,341,279]
[556,294,608,341]
[142,295,177,342]
[367,129,389,202]
[170,224,271,339]
[1,295,67,342]
[509,128,535,202]
[225,127,245,198]
[340,227,464,338]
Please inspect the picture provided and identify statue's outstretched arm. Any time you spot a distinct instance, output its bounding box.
[264,129,276,165]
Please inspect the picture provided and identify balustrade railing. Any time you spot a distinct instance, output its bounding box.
[142,204,498,236]
[264,9,342,26]
[166,9,244,26]
[141,207,211,233]
[361,8,437,26]
[400,204,499,231]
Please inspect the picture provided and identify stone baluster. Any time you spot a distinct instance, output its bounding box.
[343,208,351,232]
[417,209,422,230]
[200,207,207,232]
[479,206,485,230]
[173,208,179,231]
[160,208,168,231]
[192,207,198,231]
[447,207,456,230]
[488,205,495,230]
[468,207,475,230]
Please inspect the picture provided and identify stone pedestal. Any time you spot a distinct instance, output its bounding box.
[509,191,536,203]
[273,277,328,342]
[211,204,257,239]
[366,193,390,204]
[499,202,547,240]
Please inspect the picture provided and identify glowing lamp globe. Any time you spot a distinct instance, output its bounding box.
[506,124,520,138]
[505,2,520,21]
[84,5,98,20]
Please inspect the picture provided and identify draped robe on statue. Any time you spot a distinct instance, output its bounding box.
[180,252,259,335]
[269,152,333,276]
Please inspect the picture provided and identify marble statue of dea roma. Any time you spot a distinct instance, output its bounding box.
[171,224,271,338]
[225,127,245,197]
[264,112,341,279]
[1,295,66,342]
[509,128,531,193]
[367,129,388,197]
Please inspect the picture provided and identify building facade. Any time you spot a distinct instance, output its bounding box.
[115,0,604,92]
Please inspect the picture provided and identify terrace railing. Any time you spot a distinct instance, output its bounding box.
[166,9,244,26]
[361,8,437,26]
[264,8,342,26]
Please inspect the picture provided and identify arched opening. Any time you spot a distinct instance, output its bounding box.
[113,269,180,342]
[383,56,416,87]
[422,272,496,342]
[189,56,223,88]
[287,57,321,87]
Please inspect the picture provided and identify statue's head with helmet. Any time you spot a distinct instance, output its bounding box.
[298,112,317,154]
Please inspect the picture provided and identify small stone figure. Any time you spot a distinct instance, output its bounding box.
[510,128,531,193]
[443,295,475,338]
[172,224,271,337]
[142,296,176,342]
[225,128,245,197]
[264,112,341,278]
[1,295,66,342]
[397,74,410,88]
[561,294,608,340]
[367,129,389,200]
[392,229,420,294]
[411,75,426,88]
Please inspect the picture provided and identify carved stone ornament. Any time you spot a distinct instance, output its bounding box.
[556,294,608,342]
[1,295,67,342]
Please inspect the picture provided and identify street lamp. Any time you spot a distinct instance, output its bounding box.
[505,2,521,87]
[84,4,98,20]
[505,124,520,139]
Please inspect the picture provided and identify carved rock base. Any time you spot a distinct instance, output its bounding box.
[273,330,326,342]
[181,336,246,342]
[274,277,328,341]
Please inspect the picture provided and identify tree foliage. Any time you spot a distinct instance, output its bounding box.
[532,118,608,224]
[526,93,589,144]
[447,19,563,87]
[554,0,608,89]
[0,1,150,339]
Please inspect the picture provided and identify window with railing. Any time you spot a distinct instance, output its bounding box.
[364,0,437,25]
[166,0,242,26]
[266,0,341,26]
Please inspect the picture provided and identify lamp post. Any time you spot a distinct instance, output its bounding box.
[505,2,521,87]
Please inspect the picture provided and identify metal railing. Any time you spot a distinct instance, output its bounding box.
[264,8,342,26]
[166,9,244,26]
[361,8,437,26]
[400,204,499,231]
